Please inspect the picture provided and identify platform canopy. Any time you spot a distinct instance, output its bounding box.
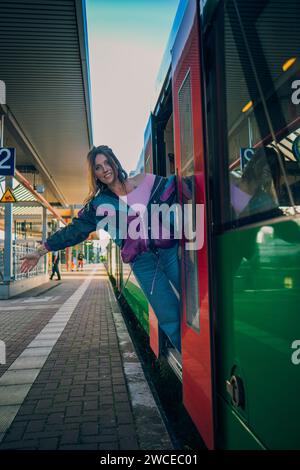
[0,0,93,206]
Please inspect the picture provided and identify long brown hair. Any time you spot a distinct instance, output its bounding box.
[84,145,128,204]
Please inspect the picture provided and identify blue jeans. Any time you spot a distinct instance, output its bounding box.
[130,243,181,352]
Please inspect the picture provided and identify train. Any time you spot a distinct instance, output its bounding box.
[106,0,300,450]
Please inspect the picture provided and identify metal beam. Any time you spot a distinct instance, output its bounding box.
[75,0,94,148]
[3,176,13,282]
[42,205,47,274]
[0,201,42,207]
[15,170,66,224]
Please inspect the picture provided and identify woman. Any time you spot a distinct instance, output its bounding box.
[20,145,181,352]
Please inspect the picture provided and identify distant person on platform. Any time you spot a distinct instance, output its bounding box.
[50,251,61,281]
[77,251,84,271]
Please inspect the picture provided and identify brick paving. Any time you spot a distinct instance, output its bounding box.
[0,265,172,450]
[0,283,65,377]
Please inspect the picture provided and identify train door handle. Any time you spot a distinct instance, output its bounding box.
[226,375,245,409]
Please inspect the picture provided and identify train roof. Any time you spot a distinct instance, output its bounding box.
[151,0,188,114]
[151,0,220,116]
[138,0,220,171]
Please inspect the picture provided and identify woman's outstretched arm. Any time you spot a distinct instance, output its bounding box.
[44,202,97,251]
[20,201,97,273]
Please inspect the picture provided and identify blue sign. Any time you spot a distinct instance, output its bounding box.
[0,148,16,176]
[240,147,254,171]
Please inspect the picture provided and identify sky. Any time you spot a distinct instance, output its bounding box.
[86,0,179,174]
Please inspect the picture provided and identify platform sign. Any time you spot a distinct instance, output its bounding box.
[240,147,254,171]
[0,187,16,203]
[0,147,16,176]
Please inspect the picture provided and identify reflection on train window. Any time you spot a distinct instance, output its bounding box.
[145,154,151,173]
[178,70,200,332]
[223,0,300,227]
[230,146,283,219]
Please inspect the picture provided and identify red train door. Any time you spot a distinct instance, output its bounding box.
[172,0,215,449]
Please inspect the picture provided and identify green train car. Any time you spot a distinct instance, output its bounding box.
[106,240,150,334]
[107,0,300,450]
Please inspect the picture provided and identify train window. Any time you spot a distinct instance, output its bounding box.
[165,114,175,176]
[220,0,300,228]
[178,70,200,331]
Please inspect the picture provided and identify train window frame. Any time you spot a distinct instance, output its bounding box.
[204,0,231,234]
[178,68,201,333]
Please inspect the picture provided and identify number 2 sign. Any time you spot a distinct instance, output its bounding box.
[0,147,16,176]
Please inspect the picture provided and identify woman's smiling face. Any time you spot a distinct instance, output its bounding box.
[94,153,117,185]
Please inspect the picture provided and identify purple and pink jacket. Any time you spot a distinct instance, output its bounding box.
[45,174,178,263]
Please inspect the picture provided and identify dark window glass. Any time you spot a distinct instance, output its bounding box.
[221,0,300,228]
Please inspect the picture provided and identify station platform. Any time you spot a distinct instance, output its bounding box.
[0,264,173,450]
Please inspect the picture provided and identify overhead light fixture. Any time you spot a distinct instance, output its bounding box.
[34,184,45,194]
[242,100,253,113]
[282,58,296,72]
